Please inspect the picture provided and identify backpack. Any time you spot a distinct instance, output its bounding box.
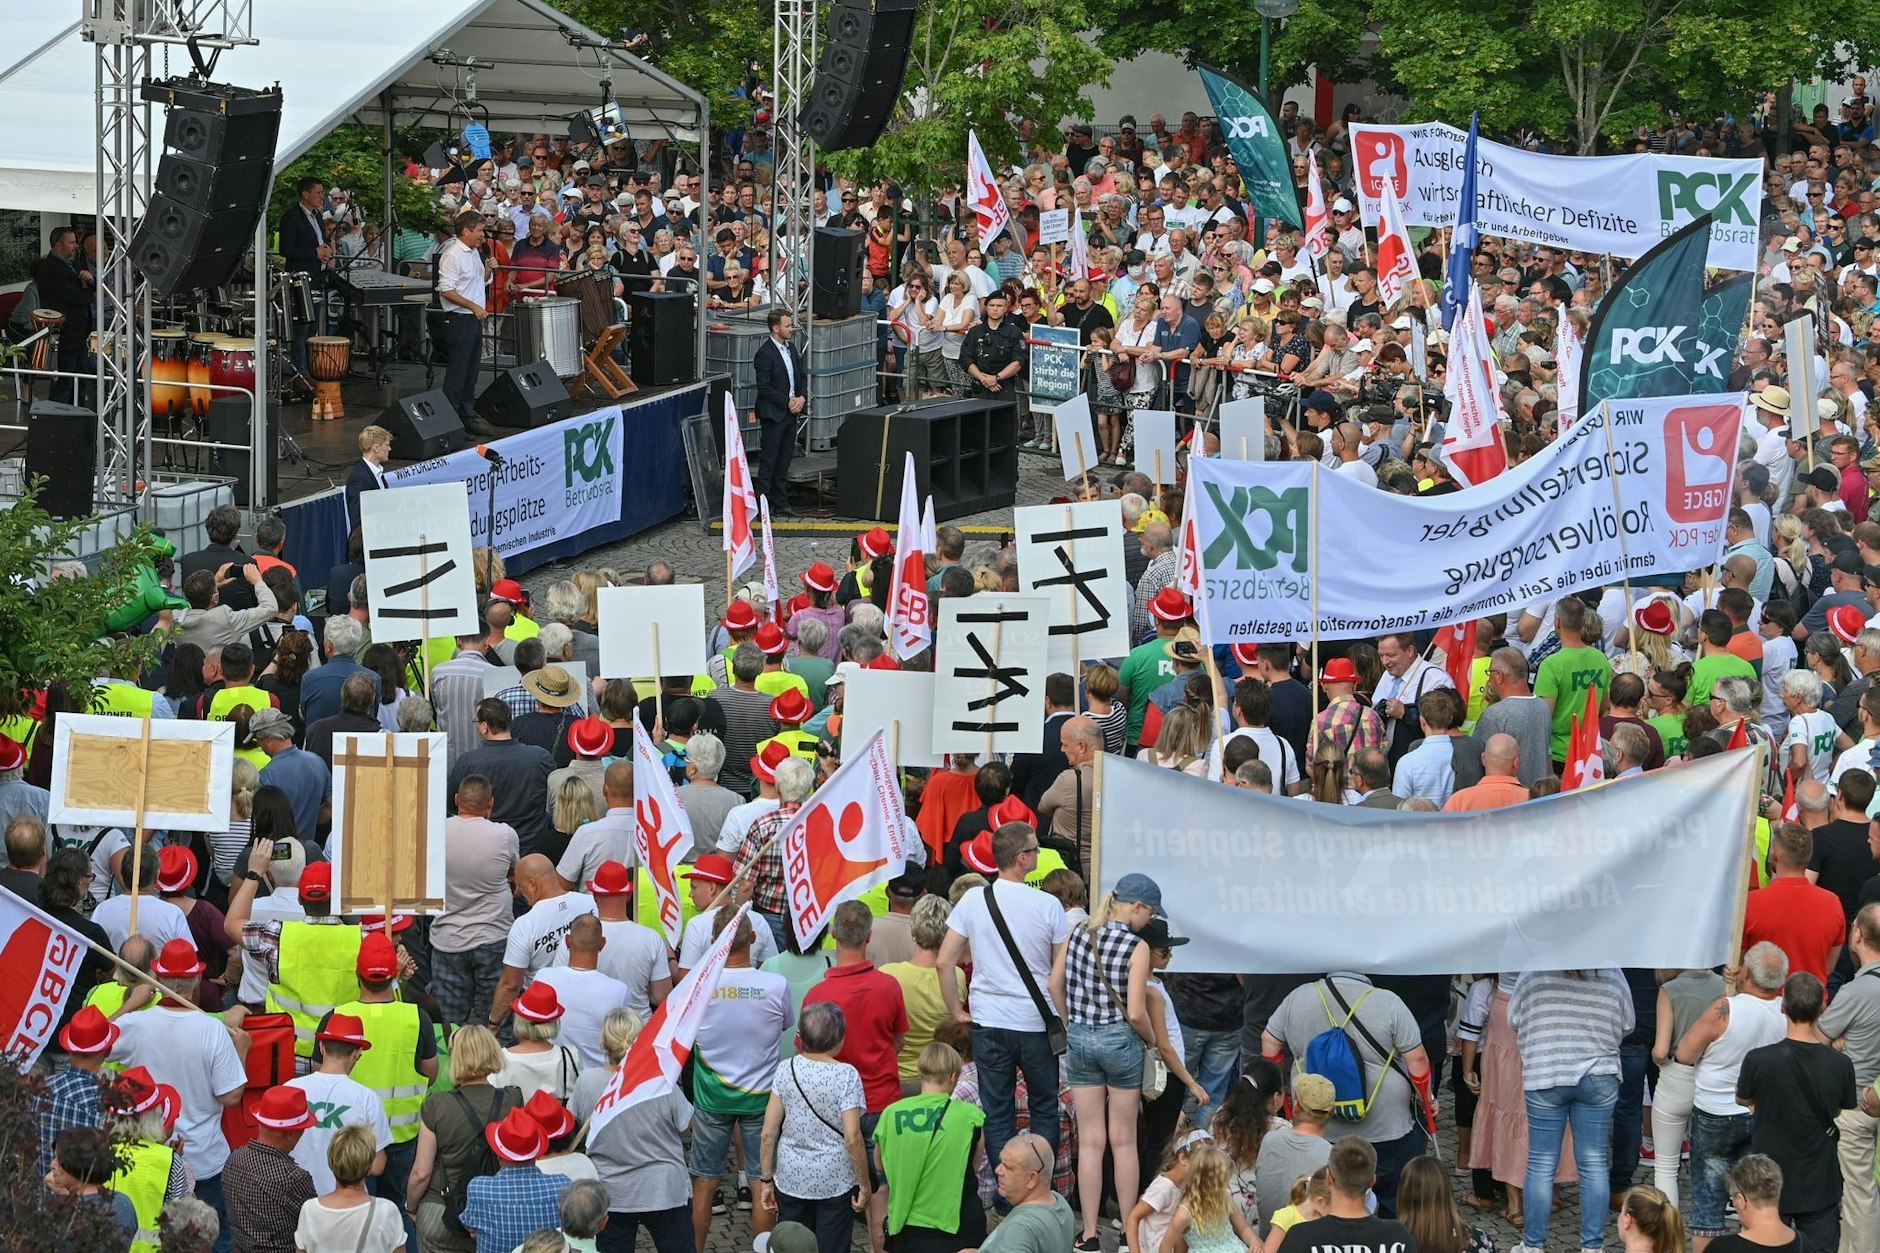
[440,1085,522,1236]
[1303,980,1394,1123]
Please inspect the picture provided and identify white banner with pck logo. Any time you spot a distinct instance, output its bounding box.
[1187,394,1744,642]
[386,405,625,561]
[1348,122,1762,270]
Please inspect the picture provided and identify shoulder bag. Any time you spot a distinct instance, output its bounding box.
[984,882,1069,1056]
[1091,932,1165,1097]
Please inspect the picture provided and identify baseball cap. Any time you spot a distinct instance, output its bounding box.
[356,933,399,980]
[1831,544,1866,574]
[756,1223,820,1253]
[299,861,333,904]
[1293,1073,1337,1118]
[1140,915,1188,949]
[1112,873,1164,911]
[1251,278,1275,294]
[248,707,295,742]
[1332,197,1355,213]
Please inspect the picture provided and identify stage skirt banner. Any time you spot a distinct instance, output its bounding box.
[387,404,626,561]
[1095,749,1757,975]
[1348,122,1762,270]
[1186,394,1742,642]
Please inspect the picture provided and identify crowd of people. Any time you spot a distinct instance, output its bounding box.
[18,73,1880,1253]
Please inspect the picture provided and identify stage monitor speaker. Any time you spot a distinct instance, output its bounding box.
[833,396,1018,522]
[813,227,866,320]
[381,390,467,460]
[799,0,918,151]
[477,361,572,429]
[627,291,697,387]
[26,400,96,520]
[203,394,280,507]
[133,81,282,297]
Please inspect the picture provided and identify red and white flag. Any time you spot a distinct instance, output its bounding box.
[887,453,931,660]
[0,885,88,1071]
[1068,209,1090,280]
[1435,619,1477,702]
[782,727,909,948]
[588,901,751,1139]
[634,720,694,946]
[1555,314,1583,432]
[968,131,1011,253]
[723,394,758,579]
[758,497,780,622]
[920,494,938,552]
[1561,684,1605,791]
[1780,770,1800,822]
[1302,148,1332,260]
[1375,176,1418,308]
[1441,282,1510,488]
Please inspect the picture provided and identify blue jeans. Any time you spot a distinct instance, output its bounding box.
[431,939,506,1030]
[973,1023,1061,1164]
[597,1203,692,1253]
[1523,1071,1620,1251]
[1611,1041,1653,1189]
[1371,1126,1430,1219]
[195,1171,232,1253]
[1183,1027,1240,1126]
[1688,1107,1755,1236]
[1066,1020,1145,1088]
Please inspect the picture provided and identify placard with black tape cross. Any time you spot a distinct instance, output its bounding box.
[932,595,1050,754]
[359,482,480,641]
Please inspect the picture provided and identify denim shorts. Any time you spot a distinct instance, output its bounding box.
[687,1106,763,1179]
[1687,1107,1754,1234]
[1065,1019,1145,1089]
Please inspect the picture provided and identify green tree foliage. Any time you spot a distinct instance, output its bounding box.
[269,126,445,236]
[0,483,168,719]
[820,0,1114,196]
[552,0,772,131]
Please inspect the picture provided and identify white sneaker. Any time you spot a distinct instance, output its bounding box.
[1511,1244,1546,1253]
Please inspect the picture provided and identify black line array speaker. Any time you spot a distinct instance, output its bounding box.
[627,291,697,387]
[813,226,866,320]
[834,396,1018,522]
[131,80,282,297]
[381,390,467,460]
[204,394,280,507]
[799,0,918,152]
[26,400,96,520]
[477,361,572,430]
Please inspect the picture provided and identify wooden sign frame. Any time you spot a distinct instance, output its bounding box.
[329,732,448,916]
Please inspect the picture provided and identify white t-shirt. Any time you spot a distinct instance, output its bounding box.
[556,809,635,888]
[1333,457,1377,487]
[945,880,1072,1032]
[1832,738,1878,791]
[598,917,671,1015]
[1785,709,1841,785]
[114,1008,247,1179]
[89,893,191,954]
[502,892,599,980]
[692,967,794,1102]
[491,1043,580,1101]
[1206,726,1300,788]
[1760,635,1799,735]
[294,1197,404,1253]
[532,965,633,1066]
[286,1072,391,1194]
[679,905,778,971]
[716,797,780,853]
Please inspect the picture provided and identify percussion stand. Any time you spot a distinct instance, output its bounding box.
[269,278,315,401]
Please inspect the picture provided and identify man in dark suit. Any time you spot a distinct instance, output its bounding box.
[1011,673,1076,812]
[344,423,393,534]
[278,176,331,380]
[752,308,806,516]
[30,227,91,403]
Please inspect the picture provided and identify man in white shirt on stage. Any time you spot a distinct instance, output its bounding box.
[435,210,497,437]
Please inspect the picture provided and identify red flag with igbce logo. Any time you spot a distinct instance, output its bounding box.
[781,726,909,949]
[634,720,694,947]
[0,885,88,1071]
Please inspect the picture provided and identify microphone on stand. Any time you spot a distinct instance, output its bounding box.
[475,443,506,466]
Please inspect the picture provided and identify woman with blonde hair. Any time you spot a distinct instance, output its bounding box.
[878,895,966,1089]
[551,775,601,847]
[1144,704,1209,777]
[570,1007,645,1119]
[295,1123,406,1252]
[1616,598,1688,678]
[1160,1144,1257,1253]
[406,1026,525,1252]
[491,981,580,1100]
[937,270,980,396]
[1064,873,1162,1251]
[209,756,261,893]
[1085,663,1128,755]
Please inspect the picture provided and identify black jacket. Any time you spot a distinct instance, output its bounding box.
[279,203,327,276]
[753,336,806,424]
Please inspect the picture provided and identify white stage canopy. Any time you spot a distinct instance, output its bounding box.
[0,0,708,215]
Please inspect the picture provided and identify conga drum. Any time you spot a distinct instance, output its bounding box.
[556,270,614,343]
[148,328,189,421]
[187,333,220,419]
[28,309,63,374]
[308,336,351,419]
[210,338,257,405]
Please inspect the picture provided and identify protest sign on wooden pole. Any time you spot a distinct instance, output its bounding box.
[1595,402,1640,677]
[127,714,152,935]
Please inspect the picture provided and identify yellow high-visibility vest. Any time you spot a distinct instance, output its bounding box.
[265,921,364,1057]
[335,997,427,1142]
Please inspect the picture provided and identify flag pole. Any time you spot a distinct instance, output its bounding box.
[126,713,152,936]
[1309,459,1322,715]
[1726,740,1766,983]
[652,621,665,734]
[1595,401,1639,676]
[987,615,1003,766]
[1088,748,1104,896]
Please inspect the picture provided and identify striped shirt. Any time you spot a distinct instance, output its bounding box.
[715,685,779,795]
[1507,969,1633,1090]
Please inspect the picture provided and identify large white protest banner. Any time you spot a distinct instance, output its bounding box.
[1188,395,1741,641]
[1015,502,1131,670]
[1096,749,1756,974]
[1348,122,1762,270]
[387,405,625,561]
[360,483,480,640]
[932,596,1051,753]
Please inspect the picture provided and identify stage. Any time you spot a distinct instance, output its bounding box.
[271,360,713,587]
